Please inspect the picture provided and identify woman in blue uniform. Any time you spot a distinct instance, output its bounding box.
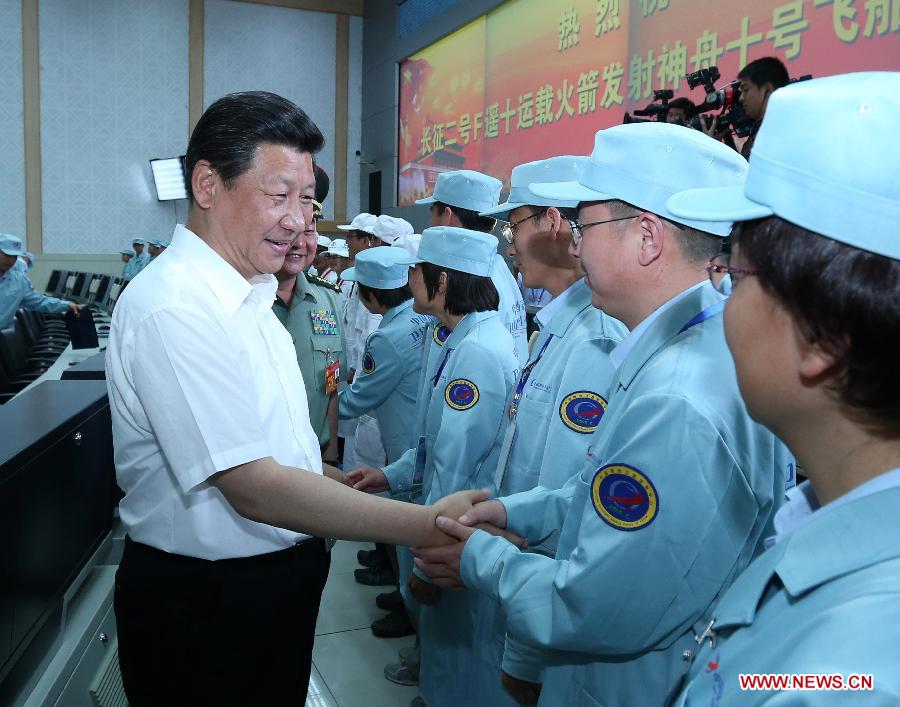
[349,226,520,707]
[338,246,432,464]
[666,72,900,705]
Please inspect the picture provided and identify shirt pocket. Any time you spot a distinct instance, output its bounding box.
[310,338,339,391]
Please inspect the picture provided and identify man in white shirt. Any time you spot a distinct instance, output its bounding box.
[106,91,496,707]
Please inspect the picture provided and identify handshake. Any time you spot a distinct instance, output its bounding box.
[344,466,524,591]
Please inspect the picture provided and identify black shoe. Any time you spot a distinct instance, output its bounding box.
[354,567,397,586]
[372,609,415,638]
[357,548,389,569]
[376,589,404,611]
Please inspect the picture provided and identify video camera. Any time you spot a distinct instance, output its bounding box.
[623,89,674,124]
[684,66,755,138]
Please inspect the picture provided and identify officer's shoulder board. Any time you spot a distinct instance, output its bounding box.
[305,272,342,293]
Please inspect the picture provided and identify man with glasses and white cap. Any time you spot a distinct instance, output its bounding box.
[471,156,628,706]
[413,123,793,706]
[665,72,900,705]
[0,233,79,329]
[349,226,520,707]
[418,170,529,365]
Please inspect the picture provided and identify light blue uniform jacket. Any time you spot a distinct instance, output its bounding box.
[338,300,431,464]
[0,268,68,329]
[471,280,627,702]
[674,481,900,707]
[408,310,519,707]
[460,283,793,707]
[490,254,529,365]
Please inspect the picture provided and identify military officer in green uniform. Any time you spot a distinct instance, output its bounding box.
[274,174,347,464]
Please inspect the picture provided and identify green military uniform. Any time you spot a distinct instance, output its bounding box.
[273,271,348,448]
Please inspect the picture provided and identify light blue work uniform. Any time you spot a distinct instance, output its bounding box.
[460,282,793,707]
[122,256,140,279]
[338,299,431,464]
[674,472,900,706]
[0,267,69,329]
[490,255,528,365]
[470,278,627,701]
[394,310,518,707]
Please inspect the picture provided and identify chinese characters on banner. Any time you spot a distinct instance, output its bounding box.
[398,0,900,205]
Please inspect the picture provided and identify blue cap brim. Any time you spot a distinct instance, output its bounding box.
[341,267,357,281]
[667,186,774,223]
[415,196,437,205]
[479,201,527,220]
[1,247,25,257]
[529,181,613,203]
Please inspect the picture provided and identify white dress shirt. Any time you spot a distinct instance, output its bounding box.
[106,224,323,560]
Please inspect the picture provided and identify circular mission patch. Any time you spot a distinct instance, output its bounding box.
[590,464,658,531]
[559,391,607,433]
[433,325,451,345]
[445,379,479,410]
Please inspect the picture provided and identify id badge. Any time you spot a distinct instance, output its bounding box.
[325,359,340,395]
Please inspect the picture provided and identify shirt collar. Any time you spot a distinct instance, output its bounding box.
[535,279,579,330]
[172,225,277,317]
[382,299,413,327]
[609,281,706,370]
[771,467,900,544]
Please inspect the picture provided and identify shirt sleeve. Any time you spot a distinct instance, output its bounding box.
[339,330,403,419]
[462,393,757,657]
[127,307,271,494]
[20,280,69,315]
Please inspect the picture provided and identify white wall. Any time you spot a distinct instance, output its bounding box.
[4,0,363,257]
[204,0,338,218]
[39,0,190,255]
[0,0,26,240]
[347,15,363,219]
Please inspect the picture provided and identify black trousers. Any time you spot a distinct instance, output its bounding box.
[115,536,330,707]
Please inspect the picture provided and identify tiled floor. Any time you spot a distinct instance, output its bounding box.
[307,541,418,707]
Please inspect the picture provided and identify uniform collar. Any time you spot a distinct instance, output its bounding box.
[712,483,900,630]
[612,282,721,389]
[381,299,414,327]
[444,309,498,348]
[537,279,592,336]
[171,225,277,317]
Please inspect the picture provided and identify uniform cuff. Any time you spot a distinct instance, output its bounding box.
[460,529,515,598]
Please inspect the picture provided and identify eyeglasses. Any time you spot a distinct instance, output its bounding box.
[706,253,757,295]
[501,212,540,244]
[567,215,638,246]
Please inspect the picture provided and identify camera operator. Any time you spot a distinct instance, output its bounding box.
[665,97,696,124]
[737,56,789,157]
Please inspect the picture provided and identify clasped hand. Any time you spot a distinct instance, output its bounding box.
[413,490,520,589]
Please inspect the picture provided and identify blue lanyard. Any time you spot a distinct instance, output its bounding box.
[677,299,726,335]
[433,347,455,387]
[508,334,554,419]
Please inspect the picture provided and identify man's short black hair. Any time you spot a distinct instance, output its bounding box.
[420,262,499,316]
[738,57,790,90]
[604,199,722,265]
[358,283,412,310]
[184,91,325,201]
[433,201,496,233]
[668,97,696,118]
[736,217,900,433]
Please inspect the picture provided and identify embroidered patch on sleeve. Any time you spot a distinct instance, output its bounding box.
[444,379,479,410]
[559,391,607,433]
[590,464,658,531]
[362,351,376,374]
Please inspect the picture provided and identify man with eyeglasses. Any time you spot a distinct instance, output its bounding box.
[412,123,794,706]
[465,157,627,706]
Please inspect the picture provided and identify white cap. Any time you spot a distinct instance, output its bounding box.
[325,238,350,258]
[337,213,377,234]
[372,214,415,244]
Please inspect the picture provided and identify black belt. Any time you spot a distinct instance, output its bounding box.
[123,535,326,567]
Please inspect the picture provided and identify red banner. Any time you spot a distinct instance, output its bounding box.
[398,0,900,205]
